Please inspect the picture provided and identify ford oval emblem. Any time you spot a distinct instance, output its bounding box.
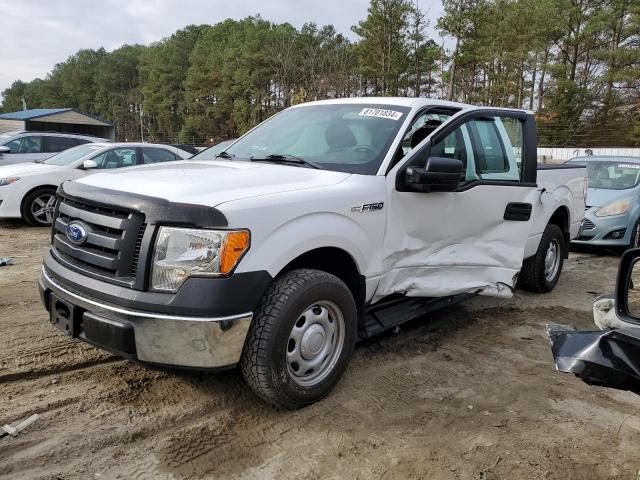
[66,221,89,245]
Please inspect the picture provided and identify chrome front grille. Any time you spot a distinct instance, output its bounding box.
[582,218,596,230]
[52,197,146,286]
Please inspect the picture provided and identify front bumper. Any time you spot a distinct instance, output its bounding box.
[39,266,254,369]
[0,184,22,218]
[571,208,633,246]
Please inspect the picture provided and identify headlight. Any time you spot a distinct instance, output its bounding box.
[151,227,250,292]
[595,200,631,217]
[0,177,19,186]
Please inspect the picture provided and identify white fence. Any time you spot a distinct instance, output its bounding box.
[538,147,640,164]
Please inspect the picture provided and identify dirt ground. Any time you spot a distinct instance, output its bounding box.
[1,220,639,480]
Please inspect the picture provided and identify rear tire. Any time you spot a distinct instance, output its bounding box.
[240,268,357,410]
[22,187,57,227]
[518,224,565,293]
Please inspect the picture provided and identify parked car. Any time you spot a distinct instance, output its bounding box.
[568,156,640,249]
[38,98,586,409]
[189,139,236,160]
[0,131,108,166]
[170,144,199,156]
[0,142,191,226]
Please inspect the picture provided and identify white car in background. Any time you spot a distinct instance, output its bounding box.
[0,142,192,226]
[0,131,109,165]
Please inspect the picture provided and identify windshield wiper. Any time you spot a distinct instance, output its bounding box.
[250,154,321,170]
[214,151,234,159]
[33,159,45,163]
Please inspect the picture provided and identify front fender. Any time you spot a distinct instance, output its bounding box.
[237,211,375,278]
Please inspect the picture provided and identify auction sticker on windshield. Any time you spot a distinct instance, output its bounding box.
[359,108,403,121]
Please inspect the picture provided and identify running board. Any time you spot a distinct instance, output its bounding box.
[359,293,476,340]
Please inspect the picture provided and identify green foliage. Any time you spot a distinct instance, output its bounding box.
[1,0,638,146]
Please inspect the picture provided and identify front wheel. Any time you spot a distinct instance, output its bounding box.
[22,187,57,226]
[518,223,565,293]
[240,269,357,410]
[628,219,640,250]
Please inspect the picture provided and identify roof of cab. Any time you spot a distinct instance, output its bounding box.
[291,97,532,114]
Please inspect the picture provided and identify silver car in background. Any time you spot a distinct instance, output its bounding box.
[569,156,640,249]
[0,131,109,166]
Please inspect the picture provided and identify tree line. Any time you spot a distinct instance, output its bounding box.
[1,0,639,146]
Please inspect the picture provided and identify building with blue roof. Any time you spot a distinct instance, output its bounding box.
[0,108,114,140]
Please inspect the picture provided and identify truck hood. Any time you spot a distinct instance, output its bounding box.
[586,188,635,208]
[76,160,351,206]
[0,162,58,177]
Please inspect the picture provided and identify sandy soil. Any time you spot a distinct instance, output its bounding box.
[1,220,639,479]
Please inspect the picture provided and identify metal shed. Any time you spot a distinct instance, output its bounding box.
[0,108,114,140]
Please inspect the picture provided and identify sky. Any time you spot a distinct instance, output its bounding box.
[0,0,444,97]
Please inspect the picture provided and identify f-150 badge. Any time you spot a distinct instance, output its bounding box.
[351,202,384,213]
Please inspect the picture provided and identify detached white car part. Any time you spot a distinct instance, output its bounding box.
[0,142,192,226]
[39,98,587,409]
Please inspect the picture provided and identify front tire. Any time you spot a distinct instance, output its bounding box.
[628,219,640,250]
[518,224,565,293]
[240,269,357,410]
[22,187,57,226]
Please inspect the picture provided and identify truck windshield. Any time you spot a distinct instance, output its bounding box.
[224,104,410,174]
[576,160,640,190]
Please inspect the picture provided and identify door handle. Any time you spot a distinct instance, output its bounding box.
[504,202,532,221]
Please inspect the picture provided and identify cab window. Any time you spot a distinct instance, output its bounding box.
[467,116,522,181]
[430,126,474,181]
[428,115,523,183]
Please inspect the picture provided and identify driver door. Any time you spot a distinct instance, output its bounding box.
[377,110,538,300]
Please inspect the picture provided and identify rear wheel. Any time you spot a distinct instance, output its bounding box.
[518,224,565,293]
[22,187,57,226]
[240,269,357,410]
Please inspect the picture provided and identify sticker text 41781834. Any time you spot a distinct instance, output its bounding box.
[358,108,403,121]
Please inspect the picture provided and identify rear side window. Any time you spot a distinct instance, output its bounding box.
[3,135,42,154]
[142,147,177,164]
[45,136,81,153]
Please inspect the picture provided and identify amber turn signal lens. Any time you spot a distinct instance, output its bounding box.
[220,230,250,273]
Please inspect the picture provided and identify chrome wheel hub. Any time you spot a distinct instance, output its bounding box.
[286,300,345,387]
[544,240,560,282]
[31,194,56,225]
[300,324,326,359]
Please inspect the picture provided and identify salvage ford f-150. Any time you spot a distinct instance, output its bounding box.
[38,98,587,409]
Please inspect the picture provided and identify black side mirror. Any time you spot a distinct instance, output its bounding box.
[616,248,640,324]
[405,156,463,193]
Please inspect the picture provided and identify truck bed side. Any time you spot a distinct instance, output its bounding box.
[524,164,587,259]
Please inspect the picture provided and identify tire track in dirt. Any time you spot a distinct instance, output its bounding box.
[0,356,120,383]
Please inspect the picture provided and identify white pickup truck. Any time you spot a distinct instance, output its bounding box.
[39,98,586,409]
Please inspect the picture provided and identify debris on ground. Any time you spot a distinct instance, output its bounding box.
[0,257,12,266]
[1,414,40,439]
[547,323,640,394]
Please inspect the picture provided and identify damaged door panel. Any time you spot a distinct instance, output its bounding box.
[378,112,537,301]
